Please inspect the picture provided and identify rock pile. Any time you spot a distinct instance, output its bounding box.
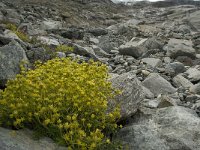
[1,0,200,149]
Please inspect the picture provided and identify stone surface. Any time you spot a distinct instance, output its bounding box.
[142,73,176,96]
[190,83,200,94]
[173,74,193,89]
[186,68,200,82]
[118,37,148,58]
[142,58,162,68]
[0,41,28,87]
[0,127,66,150]
[109,71,145,119]
[165,62,186,76]
[165,38,196,59]
[115,106,200,150]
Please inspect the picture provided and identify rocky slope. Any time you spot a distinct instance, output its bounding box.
[1,0,200,149]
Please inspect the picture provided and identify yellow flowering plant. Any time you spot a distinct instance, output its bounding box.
[0,58,121,149]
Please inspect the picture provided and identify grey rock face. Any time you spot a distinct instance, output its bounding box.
[109,71,145,119]
[165,62,186,76]
[0,40,28,87]
[119,38,148,58]
[186,68,200,82]
[115,106,200,150]
[142,58,162,68]
[190,83,200,94]
[173,74,193,89]
[189,10,200,32]
[165,38,196,59]
[0,128,66,150]
[142,73,176,96]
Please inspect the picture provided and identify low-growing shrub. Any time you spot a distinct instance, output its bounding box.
[6,23,31,43]
[0,58,121,149]
[56,45,74,53]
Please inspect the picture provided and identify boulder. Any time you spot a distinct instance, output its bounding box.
[186,68,200,82]
[142,73,176,96]
[165,38,196,59]
[119,37,148,58]
[0,40,28,87]
[190,83,200,94]
[189,10,200,32]
[115,106,200,150]
[165,62,186,76]
[0,127,66,150]
[109,71,145,119]
[173,74,193,89]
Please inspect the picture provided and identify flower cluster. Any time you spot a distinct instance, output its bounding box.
[0,58,121,149]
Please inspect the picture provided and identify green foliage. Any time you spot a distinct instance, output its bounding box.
[5,23,31,43]
[0,58,121,149]
[56,45,74,53]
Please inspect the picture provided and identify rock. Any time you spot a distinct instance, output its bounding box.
[26,47,51,63]
[87,28,108,36]
[157,94,177,108]
[109,71,145,119]
[165,62,186,76]
[0,127,66,150]
[186,68,200,82]
[90,45,110,58]
[0,40,28,87]
[142,86,155,99]
[173,74,193,89]
[37,36,59,46]
[142,58,162,68]
[73,44,98,60]
[41,20,62,30]
[118,37,148,58]
[115,106,200,150]
[190,83,200,94]
[189,10,200,32]
[142,73,176,96]
[61,28,84,40]
[165,38,196,59]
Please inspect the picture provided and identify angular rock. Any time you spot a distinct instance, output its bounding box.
[165,62,186,76]
[115,106,200,150]
[142,73,176,96]
[186,68,200,82]
[109,71,145,119]
[173,74,193,89]
[0,40,28,87]
[88,28,108,36]
[190,83,200,94]
[142,58,162,68]
[0,127,66,150]
[118,37,148,58]
[165,38,196,59]
[41,20,62,30]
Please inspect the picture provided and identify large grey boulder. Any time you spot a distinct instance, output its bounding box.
[115,106,200,150]
[0,40,28,87]
[142,73,176,96]
[0,127,66,150]
[109,71,145,119]
[118,37,148,58]
[165,38,196,59]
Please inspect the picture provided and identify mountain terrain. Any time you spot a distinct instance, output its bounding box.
[1,0,200,149]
